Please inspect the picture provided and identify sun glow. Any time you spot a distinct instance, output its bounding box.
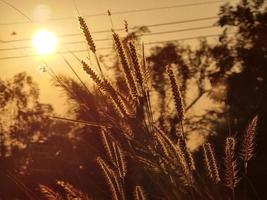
[33,30,58,55]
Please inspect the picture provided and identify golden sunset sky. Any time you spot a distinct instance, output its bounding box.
[0,0,233,114]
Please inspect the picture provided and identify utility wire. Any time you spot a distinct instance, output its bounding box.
[102,0,226,16]
[0,25,217,52]
[0,0,32,22]
[0,33,224,60]
[0,16,218,43]
[0,0,226,26]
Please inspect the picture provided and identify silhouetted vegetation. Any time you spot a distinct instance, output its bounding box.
[1,0,267,199]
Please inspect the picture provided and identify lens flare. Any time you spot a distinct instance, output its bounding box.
[33,30,58,55]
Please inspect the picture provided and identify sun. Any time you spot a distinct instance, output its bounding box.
[33,30,58,55]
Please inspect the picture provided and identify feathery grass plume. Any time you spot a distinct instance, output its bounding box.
[109,97,126,118]
[107,10,114,29]
[128,42,144,94]
[240,115,258,169]
[113,31,138,99]
[97,157,120,200]
[118,93,137,116]
[175,146,194,186]
[78,16,96,53]
[135,155,160,173]
[78,16,104,76]
[112,142,127,178]
[186,149,196,171]
[155,127,192,185]
[155,130,172,158]
[51,75,91,112]
[101,129,115,162]
[166,64,185,123]
[57,181,85,198]
[224,137,240,193]
[81,60,108,91]
[39,185,61,200]
[141,42,151,91]
[137,42,154,128]
[122,41,141,98]
[57,181,90,200]
[124,20,129,33]
[119,120,134,138]
[176,129,196,171]
[134,186,147,200]
[81,60,127,116]
[202,143,220,183]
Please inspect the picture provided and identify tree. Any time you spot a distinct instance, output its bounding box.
[147,41,216,142]
[0,73,68,199]
[209,1,267,198]
[0,72,54,157]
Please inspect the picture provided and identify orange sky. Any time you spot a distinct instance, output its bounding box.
[0,0,233,114]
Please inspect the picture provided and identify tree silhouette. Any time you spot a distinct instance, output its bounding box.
[209,0,267,198]
[0,72,54,158]
[0,73,72,199]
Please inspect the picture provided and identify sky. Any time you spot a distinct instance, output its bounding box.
[0,0,233,114]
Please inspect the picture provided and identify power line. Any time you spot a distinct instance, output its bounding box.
[0,37,110,51]
[0,0,226,26]
[143,25,215,36]
[0,0,32,22]
[0,16,218,43]
[0,25,217,52]
[0,33,223,60]
[97,0,226,16]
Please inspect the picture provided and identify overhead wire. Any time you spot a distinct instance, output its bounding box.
[0,33,225,60]
[0,16,218,43]
[0,0,32,22]
[0,0,228,61]
[0,25,217,51]
[0,0,226,26]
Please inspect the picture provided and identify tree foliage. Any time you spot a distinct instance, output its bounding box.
[0,72,54,157]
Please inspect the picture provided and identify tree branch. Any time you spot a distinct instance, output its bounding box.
[185,90,210,112]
